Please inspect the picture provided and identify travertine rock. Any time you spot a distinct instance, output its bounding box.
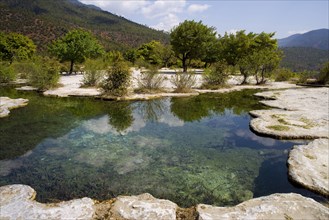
[197,193,329,220]
[250,88,329,139]
[288,138,329,196]
[0,184,95,220]
[110,193,178,220]
[0,97,28,118]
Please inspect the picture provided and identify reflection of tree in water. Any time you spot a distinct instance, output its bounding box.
[107,101,134,133]
[170,90,264,122]
[135,99,165,122]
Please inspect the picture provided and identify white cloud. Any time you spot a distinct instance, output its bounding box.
[79,0,211,32]
[187,4,210,13]
[151,13,181,32]
[287,30,308,35]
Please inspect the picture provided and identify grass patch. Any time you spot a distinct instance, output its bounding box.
[267,125,290,131]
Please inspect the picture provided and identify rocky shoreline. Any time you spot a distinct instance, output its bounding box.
[1,185,328,220]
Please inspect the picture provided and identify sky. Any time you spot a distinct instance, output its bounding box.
[79,0,329,39]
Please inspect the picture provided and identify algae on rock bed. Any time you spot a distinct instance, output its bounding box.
[0,88,301,207]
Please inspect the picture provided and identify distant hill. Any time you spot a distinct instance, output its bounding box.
[278,29,329,50]
[0,0,169,51]
[280,47,329,72]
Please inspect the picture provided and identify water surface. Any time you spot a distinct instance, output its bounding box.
[0,88,323,207]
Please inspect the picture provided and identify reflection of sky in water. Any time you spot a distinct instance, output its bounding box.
[0,92,322,207]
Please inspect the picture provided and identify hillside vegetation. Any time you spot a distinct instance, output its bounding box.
[0,0,169,51]
[280,47,329,72]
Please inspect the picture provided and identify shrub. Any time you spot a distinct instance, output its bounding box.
[318,62,329,85]
[100,61,131,96]
[82,59,104,87]
[297,71,318,84]
[136,66,164,93]
[0,62,15,83]
[28,58,60,90]
[202,61,228,89]
[170,72,197,93]
[272,68,296,82]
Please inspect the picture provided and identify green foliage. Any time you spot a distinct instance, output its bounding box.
[170,72,197,93]
[82,59,105,87]
[49,29,104,74]
[0,62,15,83]
[170,20,217,72]
[101,61,131,96]
[220,31,280,84]
[0,32,36,63]
[105,51,124,64]
[202,61,229,89]
[272,68,297,82]
[136,67,165,93]
[318,62,329,84]
[27,57,60,90]
[124,49,138,64]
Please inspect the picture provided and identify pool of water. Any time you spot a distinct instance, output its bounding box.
[0,87,324,207]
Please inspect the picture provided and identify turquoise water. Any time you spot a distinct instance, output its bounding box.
[0,88,323,207]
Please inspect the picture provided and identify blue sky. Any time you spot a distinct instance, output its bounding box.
[79,0,329,38]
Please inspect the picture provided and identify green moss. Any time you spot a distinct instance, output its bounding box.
[267,125,290,131]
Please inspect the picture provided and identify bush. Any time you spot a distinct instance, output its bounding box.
[11,62,36,79]
[202,61,228,89]
[82,59,104,87]
[0,62,15,83]
[136,66,164,93]
[28,58,60,90]
[170,72,197,93]
[297,71,318,84]
[100,61,131,96]
[318,62,329,85]
[273,68,296,82]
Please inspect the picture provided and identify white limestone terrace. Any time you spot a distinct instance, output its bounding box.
[0,97,28,118]
[250,87,329,197]
[288,139,329,196]
[1,185,328,220]
[250,87,329,139]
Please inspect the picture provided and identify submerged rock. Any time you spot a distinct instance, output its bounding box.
[0,184,95,220]
[0,97,28,118]
[288,139,329,196]
[197,193,329,220]
[110,193,178,220]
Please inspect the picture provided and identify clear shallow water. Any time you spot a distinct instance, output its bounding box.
[0,87,324,207]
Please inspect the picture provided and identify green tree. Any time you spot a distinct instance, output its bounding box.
[137,40,163,66]
[170,20,217,72]
[0,32,36,64]
[49,29,104,74]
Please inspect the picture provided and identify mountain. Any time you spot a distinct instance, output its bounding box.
[0,0,169,51]
[280,47,329,72]
[278,29,329,50]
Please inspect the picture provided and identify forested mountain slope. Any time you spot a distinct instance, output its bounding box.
[0,0,169,51]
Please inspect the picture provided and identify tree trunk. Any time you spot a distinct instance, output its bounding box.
[240,67,248,85]
[182,55,187,73]
[69,60,74,74]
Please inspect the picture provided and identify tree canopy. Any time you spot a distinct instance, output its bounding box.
[170,20,217,72]
[49,29,104,73]
[0,32,36,64]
